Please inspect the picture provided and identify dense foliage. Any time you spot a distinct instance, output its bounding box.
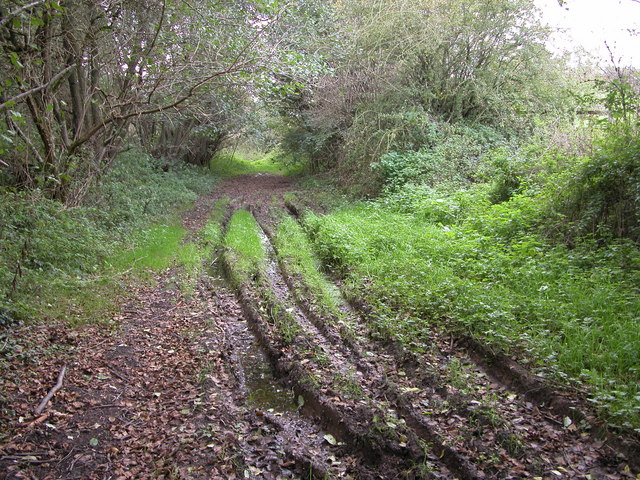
[276,0,571,188]
[0,0,327,201]
[302,187,640,428]
[0,151,214,324]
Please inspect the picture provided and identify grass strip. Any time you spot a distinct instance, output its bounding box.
[223,209,267,287]
[303,202,640,430]
[273,216,342,319]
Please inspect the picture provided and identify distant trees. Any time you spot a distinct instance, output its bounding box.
[0,0,325,202]
[277,0,569,182]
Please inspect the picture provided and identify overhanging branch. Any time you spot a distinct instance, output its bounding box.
[0,65,74,112]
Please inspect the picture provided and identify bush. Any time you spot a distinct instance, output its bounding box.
[0,150,215,322]
[549,133,640,242]
[373,123,505,193]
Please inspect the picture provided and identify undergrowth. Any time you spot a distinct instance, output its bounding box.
[303,192,640,430]
[0,150,216,327]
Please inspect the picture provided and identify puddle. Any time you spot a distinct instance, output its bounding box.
[236,321,297,413]
[208,266,296,414]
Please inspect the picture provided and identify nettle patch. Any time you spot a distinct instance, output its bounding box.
[304,199,640,430]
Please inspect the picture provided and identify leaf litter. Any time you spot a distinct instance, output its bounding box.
[1,174,638,479]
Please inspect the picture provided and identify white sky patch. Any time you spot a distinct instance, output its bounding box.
[534,0,640,67]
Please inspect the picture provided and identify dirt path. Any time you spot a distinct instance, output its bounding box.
[1,174,638,479]
[1,175,373,480]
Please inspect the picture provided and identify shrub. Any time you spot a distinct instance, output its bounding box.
[0,150,215,322]
[373,123,504,193]
[549,133,640,242]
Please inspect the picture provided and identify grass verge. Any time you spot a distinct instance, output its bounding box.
[302,195,640,431]
[0,150,216,328]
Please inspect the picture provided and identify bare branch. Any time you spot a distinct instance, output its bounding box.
[34,365,67,415]
[0,65,74,112]
[67,65,245,155]
[0,0,48,28]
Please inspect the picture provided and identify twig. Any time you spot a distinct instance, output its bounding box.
[0,455,55,464]
[0,65,74,112]
[34,365,67,415]
[2,451,51,457]
[89,404,123,409]
[57,448,75,466]
[108,368,130,383]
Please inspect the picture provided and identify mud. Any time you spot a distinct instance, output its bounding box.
[1,174,638,480]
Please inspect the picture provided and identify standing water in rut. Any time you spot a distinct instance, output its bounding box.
[208,270,297,414]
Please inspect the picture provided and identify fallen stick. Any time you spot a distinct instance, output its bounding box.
[34,365,67,415]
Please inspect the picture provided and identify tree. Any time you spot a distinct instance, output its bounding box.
[276,0,567,180]
[0,0,322,201]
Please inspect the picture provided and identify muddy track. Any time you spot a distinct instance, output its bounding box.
[2,174,637,479]
[223,217,454,478]
[280,199,640,478]
[219,179,639,478]
[253,213,486,479]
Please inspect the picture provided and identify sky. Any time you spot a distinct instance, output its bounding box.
[533,0,640,67]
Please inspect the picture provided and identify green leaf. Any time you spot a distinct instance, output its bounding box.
[89,437,99,447]
[323,433,337,445]
[8,52,24,69]
[30,16,45,27]
[49,2,65,13]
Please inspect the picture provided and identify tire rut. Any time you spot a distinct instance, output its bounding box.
[254,213,484,479]
[275,201,637,478]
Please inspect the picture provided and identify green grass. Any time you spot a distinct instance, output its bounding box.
[210,152,283,176]
[273,215,342,318]
[209,150,304,177]
[177,197,229,295]
[0,150,216,326]
[111,222,187,273]
[223,210,266,286]
[304,194,640,430]
[223,210,306,344]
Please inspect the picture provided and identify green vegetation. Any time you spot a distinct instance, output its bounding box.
[177,197,230,295]
[223,210,267,286]
[114,224,187,273]
[223,210,303,344]
[210,152,284,177]
[273,216,342,318]
[303,179,640,429]
[210,151,304,177]
[0,151,215,326]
